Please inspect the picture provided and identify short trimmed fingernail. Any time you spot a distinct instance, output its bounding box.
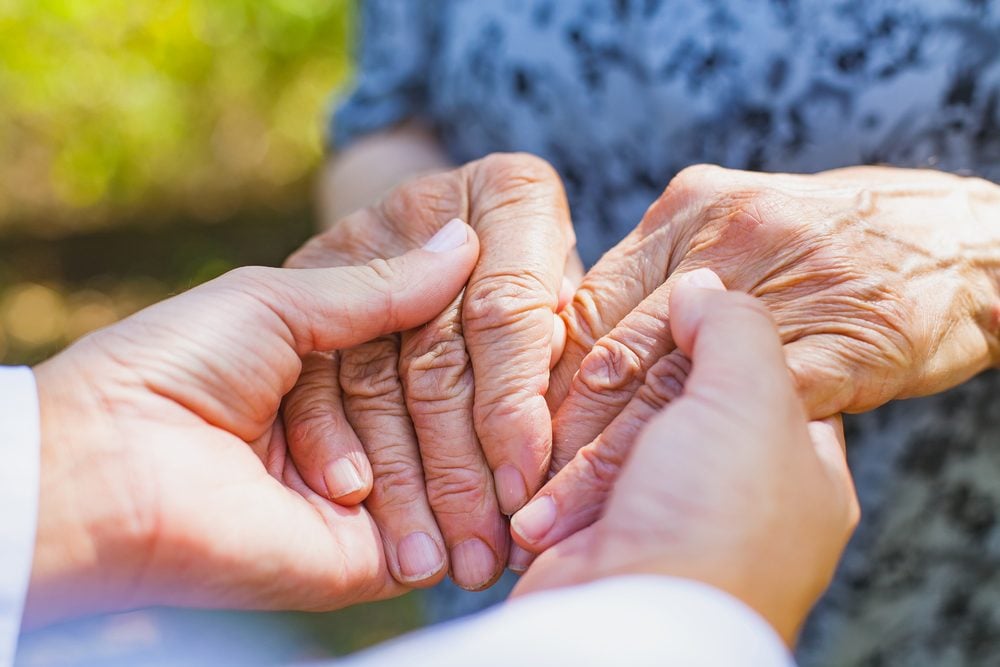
[511,495,556,543]
[324,458,365,500]
[397,532,445,581]
[494,464,528,515]
[451,538,498,590]
[680,268,725,291]
[508,544,535,573]
[423,218,469,253]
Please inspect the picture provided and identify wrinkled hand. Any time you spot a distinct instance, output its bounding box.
[26,224,479,627]
[514,270,860,645]
[283,153,577,590]
[516,164,1000,553]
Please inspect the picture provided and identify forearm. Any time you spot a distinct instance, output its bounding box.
[318,122,452,227]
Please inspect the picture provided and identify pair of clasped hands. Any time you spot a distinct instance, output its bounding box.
[30,154,1000,644]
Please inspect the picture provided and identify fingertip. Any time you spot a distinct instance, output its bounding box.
[511,495,557,545]
[677,267,726,291]
[495,464,529,516]
[323,456,372,505]
[421,218,475,253]
[508,543,536,573]
[396,531,448,586]
[668,268,726,356]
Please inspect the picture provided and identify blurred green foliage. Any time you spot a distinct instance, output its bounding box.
[0,0,354,364]
[0,0,352,232]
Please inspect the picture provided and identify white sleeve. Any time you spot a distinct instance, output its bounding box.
[0,367,40,667]
[340,575,794,667]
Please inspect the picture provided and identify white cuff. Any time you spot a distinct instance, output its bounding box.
[0,367,40,666]
[342,575,794,666]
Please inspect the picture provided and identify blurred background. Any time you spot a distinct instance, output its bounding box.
[0,0,346,366]
[1,0,442,663]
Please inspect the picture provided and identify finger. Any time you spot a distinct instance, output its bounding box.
[340,336,449,587]
[283,351,373,504]
[508,543,536,574]
[510,525,599,597]
[462,155,576,515]
[251,218,480,355]
[549,274,681,472]
[547,216,677,410]
[400,295,508,591]
[784,336,859,419]
[512,351,691,551]
[808,415,860,528]
[669,269,796,413]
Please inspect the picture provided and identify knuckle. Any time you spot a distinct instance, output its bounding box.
[672,163,727,190]
[476,152,560,189]
[380,171,465,230]
[285,411,337,450]
[425,466,492,516]
[369,459,426,509]
[463,271,553,335]
[340,341,408,412]
[577,442,625,491]
[641,164,725,231]
[562,283,615,351]
[577,337,644,394]
[403,339,473,410]
[638,352,691,409]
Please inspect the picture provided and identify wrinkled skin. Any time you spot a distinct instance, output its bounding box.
[27,232,479,627]
[284,153,577,590]
[517,165,1000,554]
[515,272,860,645]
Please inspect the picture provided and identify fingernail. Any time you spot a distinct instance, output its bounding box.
[680,267,725,291]
[324,457,365,500]
[451,538,499,590]
[508,544,535,573]
[511,496,557,543]
[397,532,445,581]
[423,218,469,253]
[494,464,528,515]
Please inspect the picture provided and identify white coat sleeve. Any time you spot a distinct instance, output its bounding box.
[339,575,795,667]
[0,367,40,667]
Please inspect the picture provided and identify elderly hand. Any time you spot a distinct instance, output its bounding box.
[514,270,860,645]
[26,223,479,627]
[283,153,578,590]
[514,165,1000,554]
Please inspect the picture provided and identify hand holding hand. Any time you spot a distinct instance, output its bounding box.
[524,165,1000,552]
[26,222,479,627]
[283,153,578,589]
[515,270,860,645]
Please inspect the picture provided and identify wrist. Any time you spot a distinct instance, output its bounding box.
[586,549,802,648]
[961,176,1000,368]
[25,351,154,627]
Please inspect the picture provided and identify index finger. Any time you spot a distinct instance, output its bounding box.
[461,153,576,515]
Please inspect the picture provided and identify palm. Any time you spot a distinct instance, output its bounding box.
[72,276,403,611]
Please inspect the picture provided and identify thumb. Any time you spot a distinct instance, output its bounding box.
[252,218,480,354]
[668,268,795,408]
